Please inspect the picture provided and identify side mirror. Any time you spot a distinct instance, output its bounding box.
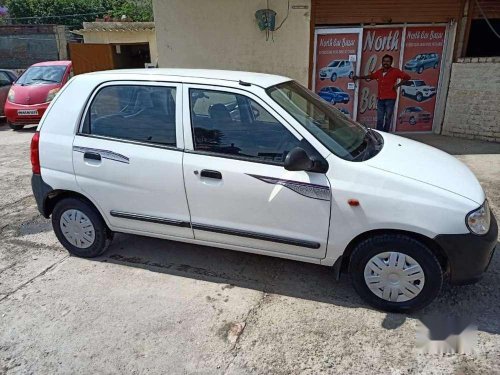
[284,147,328,173]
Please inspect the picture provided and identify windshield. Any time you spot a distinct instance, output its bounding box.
[266,81,382,161]
[331,87,341,92]
[414,81,426,87]
[413,107,423,112]
[328,61,340,67]
[16,65,66,86]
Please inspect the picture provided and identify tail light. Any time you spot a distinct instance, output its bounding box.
[31,131,41,174]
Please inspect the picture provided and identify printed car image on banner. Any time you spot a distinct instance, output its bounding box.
[357,27,403,129]
[396,26,446,132]
[314,32,359,119]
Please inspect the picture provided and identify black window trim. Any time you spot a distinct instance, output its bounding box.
[187,86,303,166]
[77,80,181,149]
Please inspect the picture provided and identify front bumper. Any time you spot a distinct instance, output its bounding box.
[435,212,498,284]
[4,101,49,125]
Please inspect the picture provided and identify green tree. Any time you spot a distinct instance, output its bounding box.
[3,0,153,26]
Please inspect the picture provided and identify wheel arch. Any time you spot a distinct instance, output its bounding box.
[339,229,448,275]
[44,190,109,228]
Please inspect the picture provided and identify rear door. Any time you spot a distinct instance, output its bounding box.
[72,81,193,239]
[182,85,331,259]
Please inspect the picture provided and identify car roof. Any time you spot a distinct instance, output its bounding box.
[87,69,292,88]
[31,61,72,67]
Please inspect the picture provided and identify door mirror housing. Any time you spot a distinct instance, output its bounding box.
[284,147,328,173]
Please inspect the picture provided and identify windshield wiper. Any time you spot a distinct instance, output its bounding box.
[31,78,59,83]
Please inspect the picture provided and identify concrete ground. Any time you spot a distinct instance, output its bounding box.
[1,123,499,374]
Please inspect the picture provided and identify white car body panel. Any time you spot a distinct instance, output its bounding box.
[37,69,486,268]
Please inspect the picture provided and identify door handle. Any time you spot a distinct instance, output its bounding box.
[83,152,101,161]
[200,169,222,180]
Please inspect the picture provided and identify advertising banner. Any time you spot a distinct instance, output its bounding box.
[357,27,403,129]
[395,26,446,132]
[314,32,360,119]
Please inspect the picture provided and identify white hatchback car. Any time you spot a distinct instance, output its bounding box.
[31,69,497,312]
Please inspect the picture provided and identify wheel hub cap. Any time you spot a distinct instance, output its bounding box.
[60,209,95,249]
[364,252,425,302]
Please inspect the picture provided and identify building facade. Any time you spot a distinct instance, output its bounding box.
[153,0,500,141]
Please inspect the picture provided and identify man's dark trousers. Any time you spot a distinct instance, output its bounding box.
[376,99,396,132]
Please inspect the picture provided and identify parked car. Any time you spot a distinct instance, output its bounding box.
[398,106,432,126]
[319,60,354,82]
[318,86,350,104]
[404,53,440,74]
[4,61,72,130]
[0,69,18,118]
[31,69,497,313]
[401,80,436,102]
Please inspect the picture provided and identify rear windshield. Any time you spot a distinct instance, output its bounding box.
[16,65,66,86]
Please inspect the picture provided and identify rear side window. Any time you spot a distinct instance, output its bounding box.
[189,88,301,164]
[82,85,176,147]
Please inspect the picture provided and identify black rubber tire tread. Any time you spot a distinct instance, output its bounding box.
[52,197,112,258]
[9,123,24,131]
[348,234,443,313]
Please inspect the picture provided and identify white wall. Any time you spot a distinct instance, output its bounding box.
[442,58,500,143]
[153,0,312,84]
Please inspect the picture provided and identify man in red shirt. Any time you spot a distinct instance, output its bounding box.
[353,54,411,132]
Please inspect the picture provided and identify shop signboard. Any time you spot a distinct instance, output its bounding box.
[357,27,404,129]
[395,26,446,132]
[313,29,361,120]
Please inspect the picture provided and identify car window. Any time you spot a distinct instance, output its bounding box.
[0,72,10,86]
[414,81,426,87]
[16,65,66,85]
[328,61,340,67]
[189,88,301,164]
[83,85,177,147]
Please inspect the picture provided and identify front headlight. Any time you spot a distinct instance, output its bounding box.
[46,88,60,102]
[466,201,491,235]
[7,88,15,102]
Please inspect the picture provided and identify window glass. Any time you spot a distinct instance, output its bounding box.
[0,72,10,86]
[16,65,66,85]
[84,85,176,146]
[190,88,300,163]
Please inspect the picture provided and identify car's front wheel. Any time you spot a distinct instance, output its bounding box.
[409,116,416,125]
[416,92,423,102]
[52,197,113,258]
[349,234,443,313]
[330,73,337,82]
[418,66,424,74]
[9,123,24,131]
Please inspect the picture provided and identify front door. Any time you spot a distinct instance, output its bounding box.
[72,81,193,239]
[182,85,331,259]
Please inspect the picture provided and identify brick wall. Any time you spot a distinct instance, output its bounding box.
[442,57,500,143]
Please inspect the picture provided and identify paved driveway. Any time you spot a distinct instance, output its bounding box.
[1,124,499,374]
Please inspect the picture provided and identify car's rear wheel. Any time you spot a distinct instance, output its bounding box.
[409,116,416,125]
[401,89,406,97]
[349,234,443,313]
[330,73,337,82]
[349,71,353,79]
[9,123,24,131]
[433,63,438,69]
[330,98,336,105]
[52,197,113,258]
[418,67,424,74]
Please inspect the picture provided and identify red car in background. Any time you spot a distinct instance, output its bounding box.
[4,61,72,130]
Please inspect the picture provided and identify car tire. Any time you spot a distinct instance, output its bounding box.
[433,63,438,69]
[349,71,353,79]
[9,123,24,131]
[416,92,423,102]
[409,116,416,125]
[330,73,337,82]
[418,67,423,74]
[331,98,336,105]
[349,234,443,313]
[401,89,406,97]
[52,197,113,258]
